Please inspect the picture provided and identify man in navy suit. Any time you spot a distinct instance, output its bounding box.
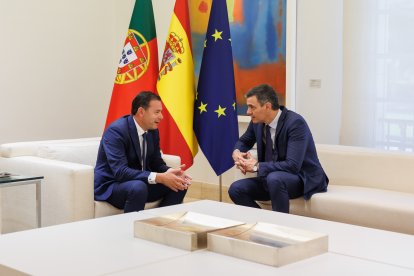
[94,91,191,212]
[229,84,328,213]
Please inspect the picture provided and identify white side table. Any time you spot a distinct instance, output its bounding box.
[0,175,43,230]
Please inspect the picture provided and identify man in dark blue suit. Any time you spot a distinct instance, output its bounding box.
[229,84,328,213]
[94,92,191,212]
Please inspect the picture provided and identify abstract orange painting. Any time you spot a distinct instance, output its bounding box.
[189,0,286,115]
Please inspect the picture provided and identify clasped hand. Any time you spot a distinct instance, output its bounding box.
[233,150,257,175]
[159,164,192,192]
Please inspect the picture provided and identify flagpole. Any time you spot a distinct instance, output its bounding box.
[219,174,223,202]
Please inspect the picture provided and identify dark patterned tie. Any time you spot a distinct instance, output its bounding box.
[265,125,273,162]
[142,132,147,170]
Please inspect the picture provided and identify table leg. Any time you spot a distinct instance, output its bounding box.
[35,180,42,228]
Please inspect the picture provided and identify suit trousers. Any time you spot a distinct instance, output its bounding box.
[107,180,187,212]
[228,171,304,213]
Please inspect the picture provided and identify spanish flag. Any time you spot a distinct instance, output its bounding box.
[157,0,197,168]
[105,0,159,128]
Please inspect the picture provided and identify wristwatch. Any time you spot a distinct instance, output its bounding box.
[253,162,259,172]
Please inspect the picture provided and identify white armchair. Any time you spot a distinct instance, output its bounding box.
[0,137,180,233]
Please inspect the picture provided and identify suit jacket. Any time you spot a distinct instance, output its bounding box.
[234,106,328,199]
[94,115,169,201]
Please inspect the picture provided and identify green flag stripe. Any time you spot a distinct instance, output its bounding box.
[129,0,157,42]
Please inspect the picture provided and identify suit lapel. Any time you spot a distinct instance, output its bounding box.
[146,131,154,157]
[275,107,287,140]
[127,116,143,165]
[257,123,265,161]
[272,107,288,161]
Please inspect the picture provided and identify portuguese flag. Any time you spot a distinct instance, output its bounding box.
[157,0,197,168]
[105,0,159,128]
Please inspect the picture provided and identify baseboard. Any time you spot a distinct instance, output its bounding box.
[186,181,232,204]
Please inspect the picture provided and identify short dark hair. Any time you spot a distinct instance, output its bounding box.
[245,84,280,110]
[131,91,161,115]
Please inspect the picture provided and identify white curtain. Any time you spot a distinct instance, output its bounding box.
[341,0,414,151]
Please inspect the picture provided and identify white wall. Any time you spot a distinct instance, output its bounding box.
[295,0,343,145]
[0,0,177,145]
[0,0,134,143]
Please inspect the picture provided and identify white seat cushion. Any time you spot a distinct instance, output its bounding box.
[304,185,414,234]
[259,185,414,234]
[94,199,162,218]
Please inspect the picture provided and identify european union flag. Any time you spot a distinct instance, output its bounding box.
[194,0,239,176]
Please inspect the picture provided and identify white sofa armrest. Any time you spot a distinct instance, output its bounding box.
[162,154,181,169]
[0,156,94,232]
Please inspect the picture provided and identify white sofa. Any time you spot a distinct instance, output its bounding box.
[0,137,180,233]
[247,144,414,235]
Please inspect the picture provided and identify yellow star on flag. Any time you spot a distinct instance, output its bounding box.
[212,29,223,42]
[232,102,236,110]
[198,101,207,114]
[204,39,207,48]
[214,105,226,118]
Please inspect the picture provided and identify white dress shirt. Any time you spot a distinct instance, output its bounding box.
[266,109,282,147]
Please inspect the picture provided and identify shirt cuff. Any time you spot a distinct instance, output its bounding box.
[148,172,157,184]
